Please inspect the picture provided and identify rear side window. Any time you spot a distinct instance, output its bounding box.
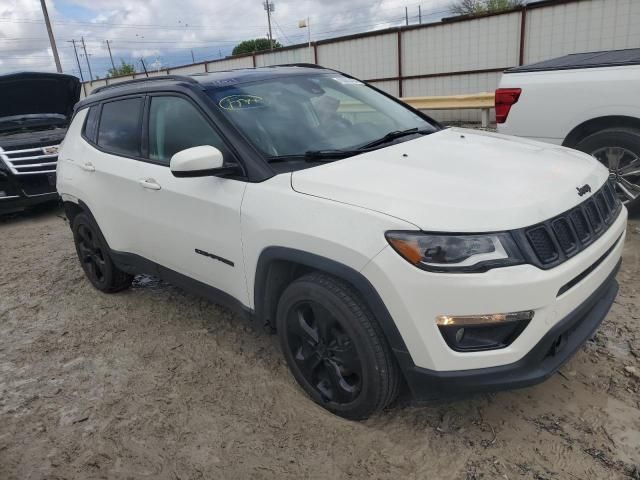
[148,96,228,165]
[97,97,142,157]
[82,106,100,143]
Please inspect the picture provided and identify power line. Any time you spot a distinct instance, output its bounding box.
[272,17,293,46]
[0,0,449,30]
[0,2,454,77]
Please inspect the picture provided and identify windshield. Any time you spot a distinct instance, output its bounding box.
[207,73,437,159]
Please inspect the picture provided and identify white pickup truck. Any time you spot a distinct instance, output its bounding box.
[496,48,640,210]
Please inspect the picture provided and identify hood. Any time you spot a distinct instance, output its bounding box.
[0,72,81,119]
[291,128,610,232]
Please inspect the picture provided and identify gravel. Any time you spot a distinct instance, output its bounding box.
[1,205,639,479]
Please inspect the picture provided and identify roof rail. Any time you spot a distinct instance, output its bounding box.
[272,63,328,69]
[90,74,199,95]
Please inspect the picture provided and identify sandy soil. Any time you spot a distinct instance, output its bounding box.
[1,205,639,480]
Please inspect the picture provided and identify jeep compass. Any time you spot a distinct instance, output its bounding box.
[57,66,626,419]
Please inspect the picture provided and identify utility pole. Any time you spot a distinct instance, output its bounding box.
[105,40,116,70]
[191,50,196,63]
[39,0,62,72]
[418,5,422,24]
[69,40,84,82]
[405,6,409,26]
[81,37,94,80]
[263,0,275,50]
[140,58,149,77]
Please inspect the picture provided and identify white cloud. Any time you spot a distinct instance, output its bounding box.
[0,0,452,78]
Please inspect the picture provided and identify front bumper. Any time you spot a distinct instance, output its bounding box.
[0,170,58,214]
[362,207,627,397]
[401,260,619,399]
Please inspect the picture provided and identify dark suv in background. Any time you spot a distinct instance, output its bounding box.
[0,72,80,214]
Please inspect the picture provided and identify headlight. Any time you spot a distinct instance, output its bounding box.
[385,231,524,273]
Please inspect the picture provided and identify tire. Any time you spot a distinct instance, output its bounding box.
[276,272,399,420]
[71,212,133,293]
[575,127,640,211]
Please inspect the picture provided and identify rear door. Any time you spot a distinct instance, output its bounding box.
[67,96,146,254]
[133,93,248,305]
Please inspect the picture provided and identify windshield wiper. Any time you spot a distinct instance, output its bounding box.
[304,149,364,161]
[266,149,364,163]
[358,127,431,150]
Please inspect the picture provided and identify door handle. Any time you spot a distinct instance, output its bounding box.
[80,162,95,172]
[139,178,161,190]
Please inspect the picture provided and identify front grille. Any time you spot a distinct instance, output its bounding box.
[520,182,621,269]
[552,218,577,254]
[526,227,558,263]
[0,144,59,175]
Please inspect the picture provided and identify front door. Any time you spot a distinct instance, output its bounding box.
[133,94,248,306]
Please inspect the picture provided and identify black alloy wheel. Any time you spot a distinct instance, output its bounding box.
[284,299,363,404]
[276,273,399,420]
[76,223,107,284]
[72,213,132,292]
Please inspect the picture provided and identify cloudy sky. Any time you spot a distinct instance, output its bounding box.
[0,0,453,79]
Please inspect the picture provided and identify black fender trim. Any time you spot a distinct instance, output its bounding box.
[254,247,413,361]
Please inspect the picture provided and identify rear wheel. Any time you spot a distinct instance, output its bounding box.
[72,213,132,292]
[276,272,399,420]
[575,127,640,210]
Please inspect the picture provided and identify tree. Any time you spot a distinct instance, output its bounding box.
[232,38,282,56]
[107,60,136,78]
[450,0,523,16]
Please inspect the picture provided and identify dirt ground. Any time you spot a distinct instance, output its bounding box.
[1,205,639,480]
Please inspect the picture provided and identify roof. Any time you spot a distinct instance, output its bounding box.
[506,48,640,73]
[89,65,332,96]
[78,65,334,109]
[191,65,332,87]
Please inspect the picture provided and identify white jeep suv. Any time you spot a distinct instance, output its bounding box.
[57,66,627,419]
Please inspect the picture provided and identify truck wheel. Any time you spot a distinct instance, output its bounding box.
[276,272,399,420]
[72,213,133,293]
[575,127,640,210]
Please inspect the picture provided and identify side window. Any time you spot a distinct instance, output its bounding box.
[82,105,100,143]
[97,97,143,157]
[148,96,228,165]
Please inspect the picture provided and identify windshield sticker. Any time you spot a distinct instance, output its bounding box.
[332,77,364,85]
[218,95,266,111]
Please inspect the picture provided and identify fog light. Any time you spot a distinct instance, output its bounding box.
[436,310,533,352]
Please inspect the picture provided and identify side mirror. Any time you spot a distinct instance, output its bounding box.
[170,145,239,178]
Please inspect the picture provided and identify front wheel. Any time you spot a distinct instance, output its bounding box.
[575,127,640,210]
[276,273,399,420]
